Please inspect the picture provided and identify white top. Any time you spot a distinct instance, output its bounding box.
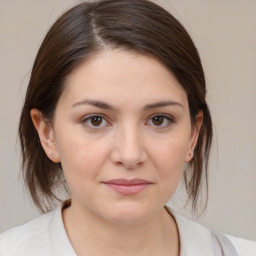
[0,205,255,256]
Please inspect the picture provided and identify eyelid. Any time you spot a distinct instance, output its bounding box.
[81,114,111,129]
[149,113,175,121]
[81,113,106,121]
[146,113,175,128]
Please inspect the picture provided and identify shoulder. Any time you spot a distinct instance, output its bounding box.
[166,206,256,256]
[227,234,256,256]
[0,210,56,256]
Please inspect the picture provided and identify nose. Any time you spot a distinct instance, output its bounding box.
[110,125,147,169]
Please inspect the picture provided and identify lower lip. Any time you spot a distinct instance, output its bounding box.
[104,183,151,195]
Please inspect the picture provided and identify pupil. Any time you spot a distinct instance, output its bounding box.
[91,116,102,126]
[153,116,163,126]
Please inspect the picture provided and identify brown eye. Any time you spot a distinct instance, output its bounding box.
[91,116,103,126]
[152,116,164,126]
[82,115,109,129]
[147,114,174,128]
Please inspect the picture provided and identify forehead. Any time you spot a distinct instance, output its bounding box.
[60,49,188,109]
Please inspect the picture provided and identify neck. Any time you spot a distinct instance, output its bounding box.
[62,201,180,256]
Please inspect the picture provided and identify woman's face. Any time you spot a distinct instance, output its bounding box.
[46,49,201,224]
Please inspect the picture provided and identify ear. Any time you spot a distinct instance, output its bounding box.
[185,110,203,163]
[30,109,60,163]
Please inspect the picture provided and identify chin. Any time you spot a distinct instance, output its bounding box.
[101,201,158,226]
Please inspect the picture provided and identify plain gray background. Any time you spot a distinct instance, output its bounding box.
[0,0,255,240]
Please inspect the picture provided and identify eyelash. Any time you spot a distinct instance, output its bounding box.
[147,114,175,128]
[81,114,110,129]
[81,114,175,130]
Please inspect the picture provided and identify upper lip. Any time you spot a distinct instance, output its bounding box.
[103,178,153,185]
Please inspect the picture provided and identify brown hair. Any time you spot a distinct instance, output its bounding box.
[19,0,212,213]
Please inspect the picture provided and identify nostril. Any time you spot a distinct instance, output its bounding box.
[114,158,144,170]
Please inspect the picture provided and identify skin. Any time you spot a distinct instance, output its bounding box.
[31,49,202,256]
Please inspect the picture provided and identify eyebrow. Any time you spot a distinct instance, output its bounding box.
[143,101,183,110]
[72,99,183,111]
[72,99,116,111]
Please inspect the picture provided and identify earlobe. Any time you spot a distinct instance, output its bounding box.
[30,109,60,163]
[185,111,203,163]
[185,151,193,163]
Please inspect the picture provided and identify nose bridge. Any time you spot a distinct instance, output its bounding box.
[111,121,146,169]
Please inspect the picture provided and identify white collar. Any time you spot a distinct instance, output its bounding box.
[166,207,215,256]
[50,203,77,256]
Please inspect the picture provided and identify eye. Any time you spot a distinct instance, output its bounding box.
[82,114,110,129]
[147,114,174,128]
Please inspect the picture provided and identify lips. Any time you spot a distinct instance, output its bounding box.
[102,178,153,195]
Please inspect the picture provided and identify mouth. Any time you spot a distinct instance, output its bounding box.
[102,178,153,195]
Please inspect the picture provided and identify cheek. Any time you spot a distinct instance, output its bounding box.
[55,131,110,188]
[148,136,189,191]
[151,135,188,170]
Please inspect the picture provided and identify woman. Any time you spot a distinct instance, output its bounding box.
[0,0,255,255]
